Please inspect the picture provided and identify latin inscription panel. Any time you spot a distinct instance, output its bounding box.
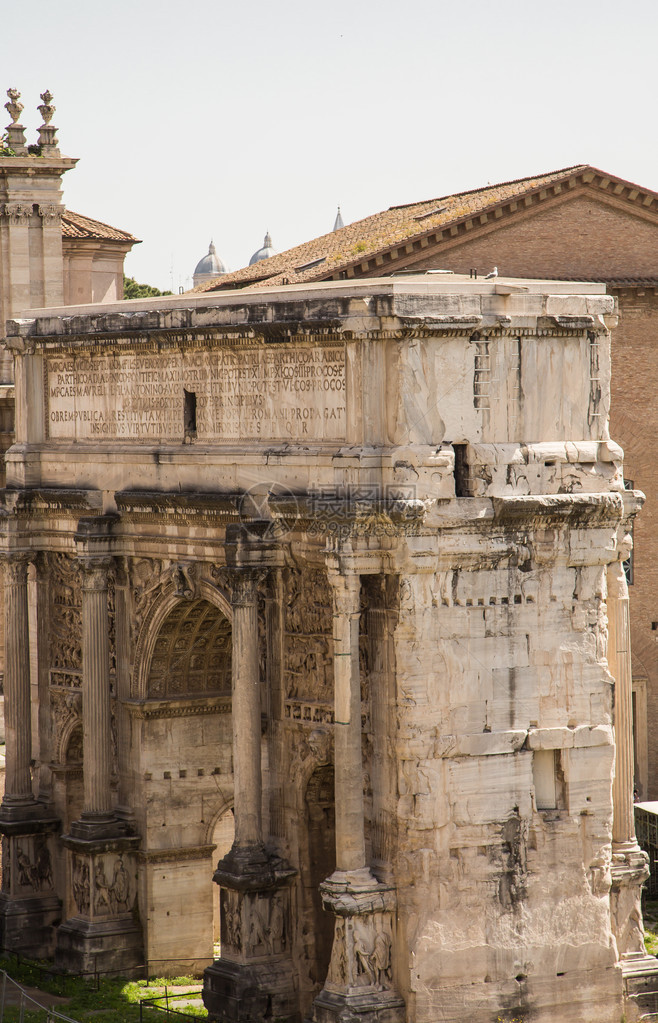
[46,346,346,442]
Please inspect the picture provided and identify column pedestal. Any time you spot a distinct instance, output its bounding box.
[312,874,404,1023]
[55,834,141,976]
[0,818,61,957]
[203,854,298,1023]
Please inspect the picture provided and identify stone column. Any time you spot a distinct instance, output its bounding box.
[312,565,404,1023]
[231,568,263,853]
[82,558,113,824]
[1,555,35,814]
[330,569,368,877]
[204,559,298,1023]
[0,553,61,958]
[608,541,653,969]
[56,522,141,976]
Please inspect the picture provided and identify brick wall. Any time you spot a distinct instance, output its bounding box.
[404,191,658,281]
[383,191,658,796]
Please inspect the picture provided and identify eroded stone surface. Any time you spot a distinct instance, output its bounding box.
[0,277,647,1020]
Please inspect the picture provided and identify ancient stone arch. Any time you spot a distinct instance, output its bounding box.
[133,578,232,700]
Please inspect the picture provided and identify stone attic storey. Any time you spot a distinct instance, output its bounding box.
[0,275,652,1022]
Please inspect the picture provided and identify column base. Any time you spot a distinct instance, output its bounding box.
[0,797,56,825]
[55,915,142,977]
[0,813,61,957]
[203,957,300,1023]
[68,813,134,842]
[311,872,405,1023]
[611,844,650,959]
[0,892,61,958]
[205,844,299,1022]
[621,952,658,1021]
[312,987,405,1023]
[55,832,142,976]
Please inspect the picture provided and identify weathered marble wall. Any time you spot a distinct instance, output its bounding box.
[0,277,645,1021]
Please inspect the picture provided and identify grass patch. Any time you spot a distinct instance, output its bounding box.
[644,899,658,956]
[0,955,206,1022]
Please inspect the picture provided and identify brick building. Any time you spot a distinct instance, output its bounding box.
[196,164,658,799]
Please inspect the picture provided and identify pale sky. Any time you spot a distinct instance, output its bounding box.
[4,0,658,293]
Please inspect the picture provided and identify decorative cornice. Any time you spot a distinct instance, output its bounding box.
[124,695,231,719]
[138,844,216,864]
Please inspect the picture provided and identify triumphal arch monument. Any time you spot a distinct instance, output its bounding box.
[0,275,652,1021]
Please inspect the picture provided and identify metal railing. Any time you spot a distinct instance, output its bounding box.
[0,966,205,1022]
[0,968,81,1022]
[139,987,205,1021]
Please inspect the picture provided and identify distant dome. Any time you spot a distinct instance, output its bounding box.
[193,241,227,287]
[249,231,277,266]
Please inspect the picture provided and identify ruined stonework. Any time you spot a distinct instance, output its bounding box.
[0,276,652,1020]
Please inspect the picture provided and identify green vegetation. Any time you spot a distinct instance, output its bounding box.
[0,955,206,1022]
[123,276,173,300]
[644,899,658,955]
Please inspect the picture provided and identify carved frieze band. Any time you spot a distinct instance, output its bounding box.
[137,844,216,864]
[125,696,231,720]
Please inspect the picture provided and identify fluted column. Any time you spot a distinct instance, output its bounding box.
[609,558,636,850]
[79,557,113,824]
[329,568,367,876]
[231,568,263,850]
[608,541,651,963]
[2,554,35,812]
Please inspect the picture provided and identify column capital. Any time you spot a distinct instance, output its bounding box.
[1,551,33,584]
[228,566,267,607]
[326,567,360,615]
[78,556,112,592]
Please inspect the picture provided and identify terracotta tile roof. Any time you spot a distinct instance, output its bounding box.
[62,210,140,243]
[194,165,591,293]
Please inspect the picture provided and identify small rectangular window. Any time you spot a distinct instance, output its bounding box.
[184,389,197,439]
[533,749,557,810]
[454,444,470,497]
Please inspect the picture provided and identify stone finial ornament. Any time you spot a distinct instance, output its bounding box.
[37,90,55,125]
[37,89,59,154]
[3,88,27,154]
[5,88,23,125]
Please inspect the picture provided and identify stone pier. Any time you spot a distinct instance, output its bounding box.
[0,552,60,956]
[204,530,298,1023]
[609,516,657,992]
[55,518,141,975]
[312,557,404,1023]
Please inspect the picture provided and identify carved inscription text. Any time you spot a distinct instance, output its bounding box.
[46,346,346,442]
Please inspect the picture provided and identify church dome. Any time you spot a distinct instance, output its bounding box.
[193,241,227,287]
[249,231,277,266]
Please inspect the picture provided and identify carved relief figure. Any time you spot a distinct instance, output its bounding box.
[16,845,38,890]
[284,568,333,702]
[110,855,130,913]
[328,917,348,986]
[248,898,269,952]
[94,860,113,915]
[34,837,54,891]
[48,553,83,671]
[222,892,242,952]
[72,857,90,915]
[268,893,287,954]
[353,924,392,990]
[1,839,10,893]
